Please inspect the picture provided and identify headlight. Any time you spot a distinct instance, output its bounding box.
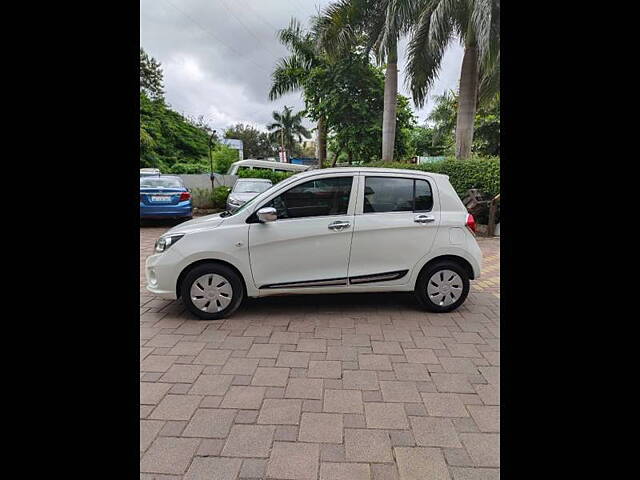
[155,234,184,253]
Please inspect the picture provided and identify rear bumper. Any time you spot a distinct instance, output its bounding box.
[140,202,192,218]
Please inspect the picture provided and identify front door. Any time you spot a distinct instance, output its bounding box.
[347,174,441,284]
[248,175,357,289]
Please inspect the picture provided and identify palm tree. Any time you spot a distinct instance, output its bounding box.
[266,106,311,161]
[407,0,500,159]
[270,19,327,168]
[315,0,414,163]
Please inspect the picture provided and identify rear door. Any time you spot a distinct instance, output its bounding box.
[248,174,357,289]
[347,174,440,285]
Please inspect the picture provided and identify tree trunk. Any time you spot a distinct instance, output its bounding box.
[316,116,327,169]
[381,40,398,162]
[455,45,480,159]
[331,147,341,167]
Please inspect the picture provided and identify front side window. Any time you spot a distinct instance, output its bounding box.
[265,176,353,219]
[363,177,433,213]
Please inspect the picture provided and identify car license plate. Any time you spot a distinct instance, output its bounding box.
[151,195,171,202]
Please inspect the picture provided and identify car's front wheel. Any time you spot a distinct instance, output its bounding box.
[415,261,470,312]
[181,264,244,320]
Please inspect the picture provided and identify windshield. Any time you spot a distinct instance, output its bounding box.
[234,180,272,193]
[140,177,183,189]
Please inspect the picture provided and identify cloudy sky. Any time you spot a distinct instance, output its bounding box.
[140,0,464,133]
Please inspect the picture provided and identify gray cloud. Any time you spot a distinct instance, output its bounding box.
[141,0,463,132]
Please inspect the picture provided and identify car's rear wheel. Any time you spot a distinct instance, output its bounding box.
[415,260,470,312]
[181,264,244,320]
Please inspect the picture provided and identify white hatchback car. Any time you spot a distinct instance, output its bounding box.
[146,167,482,320]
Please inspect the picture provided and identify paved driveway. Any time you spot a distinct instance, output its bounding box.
[140,223,500,480]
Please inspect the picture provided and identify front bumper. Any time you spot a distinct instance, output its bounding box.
[145,251,180,299]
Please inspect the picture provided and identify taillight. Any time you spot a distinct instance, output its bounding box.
[179,192,191,202]
[466,213,476,233]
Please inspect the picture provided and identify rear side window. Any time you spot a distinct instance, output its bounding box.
[364,177,433,213]
[265,176,353,219]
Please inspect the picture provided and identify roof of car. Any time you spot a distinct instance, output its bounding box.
[291,166,449,181]
[235,177,273,182]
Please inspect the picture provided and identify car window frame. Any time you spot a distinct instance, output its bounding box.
[356,174,436,215]
[249,173,358,223]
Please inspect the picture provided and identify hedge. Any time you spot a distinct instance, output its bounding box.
[367,156,500,198]
[236,168,294,184]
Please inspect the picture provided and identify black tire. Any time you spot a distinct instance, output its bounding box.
[180,263,244,320]
[415,260,470,313]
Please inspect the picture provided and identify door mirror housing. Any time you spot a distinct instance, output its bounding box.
[257,207,277,223]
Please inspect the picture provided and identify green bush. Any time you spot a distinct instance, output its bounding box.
[236,168,293,184]
[190,186,231,210]
[169,161,210,174]
[213,145,239,174]
[368,156,500,198]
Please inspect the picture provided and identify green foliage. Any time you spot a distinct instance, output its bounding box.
[190,186,231,210]
[408,126,448,157]
[168,161,210,174]
[140,91,214,171]
[305,53,413,163]
[225,124,276,159]
[267,106,311,159]
[368,156,500,198]
[237,168,293,184]
[212,145,239,174]
[426,91,500,157]
[140,47,164,100]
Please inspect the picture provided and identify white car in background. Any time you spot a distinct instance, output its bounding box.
[146,167,482,320]
[226,178,273,212]
[140,168,161,177]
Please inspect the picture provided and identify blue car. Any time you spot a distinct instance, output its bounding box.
[140,175,193,220]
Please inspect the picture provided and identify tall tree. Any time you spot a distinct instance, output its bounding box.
[407,0,500,159]
[140,47,165,100]
[266,106,311,161]
[224,123,276,159]
[315,0,413,162]
[270,19,328,168]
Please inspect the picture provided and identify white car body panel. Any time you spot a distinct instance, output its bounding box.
[145,167,483,302]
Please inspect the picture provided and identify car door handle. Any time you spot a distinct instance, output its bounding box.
[414,214,435,224]
[328,221,351,231]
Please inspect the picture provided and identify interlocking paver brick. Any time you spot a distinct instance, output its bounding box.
[266,441,320,480]
[285,378,323,399]
[359,354,393,370]
[220,386,266,409]
[168,341,206,356]
[140,437,200,474]
[140,419,164,452]
[193,349,233,365]
[160,364,204,383]
[270,331,300,344]
[394,447,450,480]
[474,384,500,405]
[141,382,171,405]
[320,462,371,480]
[298,412,343,443]
[421,392,469,417]
[343,370,379,390]
[372,464,400,480]
[150,394,202,421]
[449,467,500,480]
[365,402,409,429]
[276,351,311,367]
[221,358,259,376]
[221,424,276,457]
[246,343,280,359]
[189,375,233,396]
[183,457,242,480]
[431,373,475,393]
[344,428,393,462]
[141,355,179,372]
[380,381,422,403]
[404,348,439,364]
[251,367,290,387]
[410,416,462,448]
[371,341,404,355]
[182,408,236,438]
[467,405,500,432]
[394,363,430,381]
[459,433,500,467]
[239,458,267,479]
[308,360,341,378]
[257,399,302,425]
[297,338,327,352]
[324,389,363,413]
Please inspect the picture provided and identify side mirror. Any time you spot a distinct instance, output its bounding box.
[257,207,277,223]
